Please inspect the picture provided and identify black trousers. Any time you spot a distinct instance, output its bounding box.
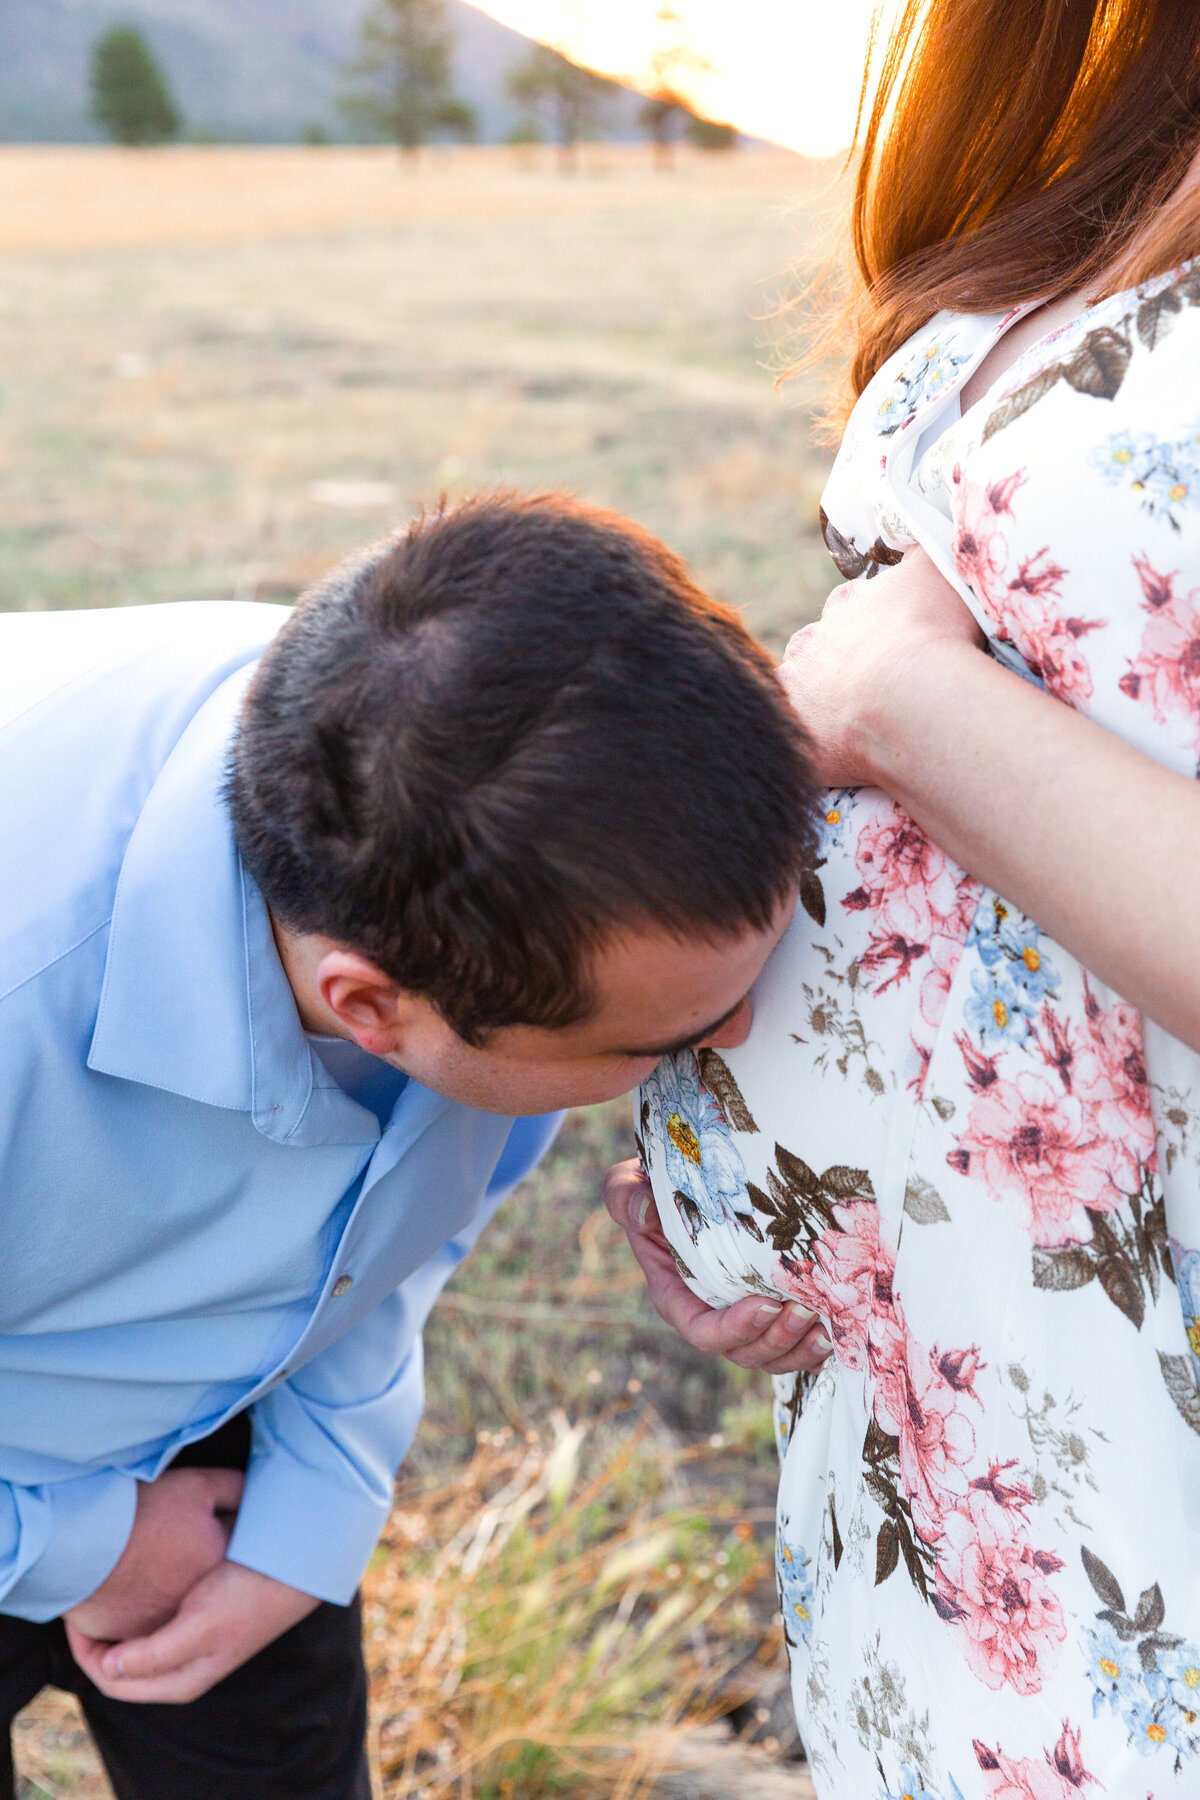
[0,1417,371,1800]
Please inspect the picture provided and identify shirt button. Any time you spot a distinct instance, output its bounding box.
[331,1275,354,1297]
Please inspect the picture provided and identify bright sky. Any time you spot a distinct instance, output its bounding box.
[469,1,890,158]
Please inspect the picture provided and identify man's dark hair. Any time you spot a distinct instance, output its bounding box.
[228,492,817,1043]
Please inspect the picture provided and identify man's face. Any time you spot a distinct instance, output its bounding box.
[307,903,793,1115]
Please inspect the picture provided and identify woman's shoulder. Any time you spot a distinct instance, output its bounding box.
[971,259,1200,458]
[818,310,1011,578]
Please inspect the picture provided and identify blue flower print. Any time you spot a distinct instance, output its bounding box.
[1123,1695,1192,1758]
[1090,422,1200,529]
[1170,1243,1200,1381]
[964,967,1034,1051]
[642,1053,752,1244]
[965,897,1060,1044]
[877,1770,964,1800]
[775,1532,814,1648]
[815,790,855,860]
[967,896,1009,969]
[872,332,973,437]
[996,917,1060,1005]
[1083,1620,1142,1715]
[1153,1642,1200,1723]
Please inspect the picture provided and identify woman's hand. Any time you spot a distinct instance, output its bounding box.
[778,547,985,787]
[777,545,1200,1053]
[603,1160,831,1376]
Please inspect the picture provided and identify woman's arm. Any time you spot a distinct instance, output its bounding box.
[780,550,1200,1051]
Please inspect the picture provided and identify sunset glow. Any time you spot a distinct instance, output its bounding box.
[469,0,891,158]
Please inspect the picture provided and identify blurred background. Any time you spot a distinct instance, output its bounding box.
[0,3,866,1794]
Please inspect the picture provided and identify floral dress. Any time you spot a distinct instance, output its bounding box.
[637,260,1200,1799]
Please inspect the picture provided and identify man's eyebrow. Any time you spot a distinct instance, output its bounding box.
[615,998,744,1063]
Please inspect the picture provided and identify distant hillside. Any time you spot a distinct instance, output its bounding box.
[0,0,643,143]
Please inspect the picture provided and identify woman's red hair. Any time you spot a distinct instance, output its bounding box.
[840,0,1200,405]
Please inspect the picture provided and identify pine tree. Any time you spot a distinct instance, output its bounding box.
[90,25,180,147]
[506,44,614,171]
[340,0,475,154]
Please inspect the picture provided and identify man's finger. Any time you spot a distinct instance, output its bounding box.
[727,1326,834,1374]
[604,1157,835,1373]
[635,1245,833,1368]
[97,1608,213,1684]
[68,1621,223,1706]
[602,1159,658,1234]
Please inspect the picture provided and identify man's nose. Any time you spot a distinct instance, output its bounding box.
[699,997,753,1051]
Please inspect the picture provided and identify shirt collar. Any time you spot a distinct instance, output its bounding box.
[87,664,380,1148]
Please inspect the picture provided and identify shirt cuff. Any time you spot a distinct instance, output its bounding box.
[2,1472,138,1623]
[225,1449,394,1606]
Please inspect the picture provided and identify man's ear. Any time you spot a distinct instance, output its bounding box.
[315,950,421,1058]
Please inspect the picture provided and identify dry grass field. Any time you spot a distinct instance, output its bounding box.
[0,144,838,647]
[1,144,835,1799]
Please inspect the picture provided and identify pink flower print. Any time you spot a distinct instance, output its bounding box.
[1002,587,1104,706]
[1006,546,1068,603]
[1074,980,1156,1186]
[974,1722,1096,1797]
[935,1488,1066,1695]
[777,1201,901,1376]
[1047,1722,1096,1790]
[872,1336,977,1544]
[1120,553,1200,757]
[919,920,975,1033]
[947,470,1105,703]
[859,930,930,996]
[955,1029,1001,1093]
[977,549,1101,706]
[971,1460,1034,1512]
[954,1069,1121,1245]
[950,468,1024,608]
[936,1344,985,1396]
[851,804,964,945]
[1033,1004,1078,1092]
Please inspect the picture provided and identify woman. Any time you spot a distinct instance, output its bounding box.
[607,3,1200,1794]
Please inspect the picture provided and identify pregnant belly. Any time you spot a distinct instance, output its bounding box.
[636,787,980,1310]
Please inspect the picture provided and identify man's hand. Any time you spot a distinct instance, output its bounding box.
[603,1160,831,1375]
[65,1560,320,1704]
[65,1466,244,1643]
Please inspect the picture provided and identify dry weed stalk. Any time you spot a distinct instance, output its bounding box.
[364,1405,773,1799]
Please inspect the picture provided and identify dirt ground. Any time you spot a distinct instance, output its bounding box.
[0,143,841,1798]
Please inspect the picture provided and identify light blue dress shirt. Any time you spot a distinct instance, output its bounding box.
[0,602,561,1621]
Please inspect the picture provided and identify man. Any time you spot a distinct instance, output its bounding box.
[0,493,817,1798]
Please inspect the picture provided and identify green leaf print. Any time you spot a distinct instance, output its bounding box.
[903,1175,951,1225]
[1031,1179,1171,1329]
[875,1518,900,1586]
[1082,1545,1126,1614]
[1062,325,1132,399]
[1032,1246,1096,1291]
[697,1048,759,1133]
[1158,1351,1200,1438]
[821,1164,876,1202]
[1137,286,1184,350]
[981,321,1131,444]
[1134,1584,1166,1635]
[800,869,826,928]
[775,1146,822,1197]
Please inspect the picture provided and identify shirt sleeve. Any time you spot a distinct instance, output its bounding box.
[0,1469,138,1623]
[226,1111,563,1602]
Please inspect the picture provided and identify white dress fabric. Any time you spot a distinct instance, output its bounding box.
[637,262,1200,1799]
